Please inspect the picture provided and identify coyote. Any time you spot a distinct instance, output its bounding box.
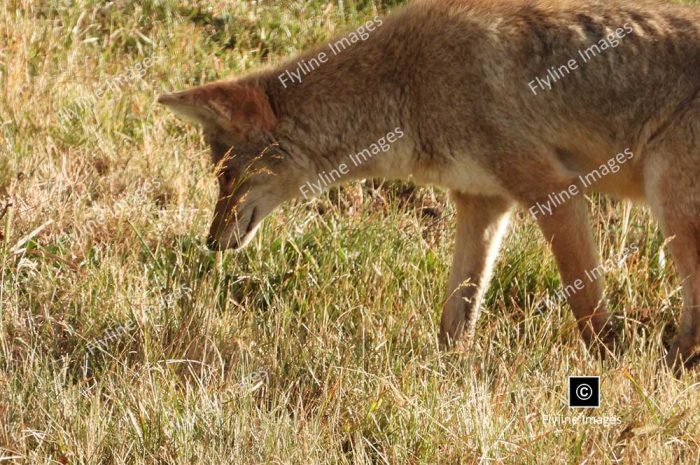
[159,0,700,371]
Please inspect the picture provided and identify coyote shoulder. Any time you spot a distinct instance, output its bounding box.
[159,0,700,371]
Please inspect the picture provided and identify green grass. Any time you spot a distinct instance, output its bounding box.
[1,0,698,463]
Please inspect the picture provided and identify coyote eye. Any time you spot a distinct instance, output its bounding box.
[218,169,234,186]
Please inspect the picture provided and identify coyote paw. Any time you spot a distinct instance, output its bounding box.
[438,319,476,351]
[665,339,700,375]
[587,321,623,360]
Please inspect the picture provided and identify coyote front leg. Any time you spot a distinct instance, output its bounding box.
[439,192,512,346]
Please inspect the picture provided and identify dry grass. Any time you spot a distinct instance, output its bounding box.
[0,0,698,463]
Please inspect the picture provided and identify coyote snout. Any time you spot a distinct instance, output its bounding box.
[205,169,284,251]
[205,185,260,251]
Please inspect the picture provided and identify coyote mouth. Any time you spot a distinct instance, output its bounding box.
[228,206,258,250]
[244,207,257,236]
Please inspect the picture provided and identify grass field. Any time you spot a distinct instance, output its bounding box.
[1,0,699,463]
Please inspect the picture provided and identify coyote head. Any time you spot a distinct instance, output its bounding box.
[158,81,301,250]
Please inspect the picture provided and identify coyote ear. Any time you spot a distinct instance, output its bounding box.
[157,81,277,133]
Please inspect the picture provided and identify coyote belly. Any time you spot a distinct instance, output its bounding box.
[159,0,700,372]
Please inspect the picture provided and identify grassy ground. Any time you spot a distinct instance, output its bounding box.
[1,0,698,463]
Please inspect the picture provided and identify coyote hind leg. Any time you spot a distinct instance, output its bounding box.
[645,152,700,372]
[535,196,619,356]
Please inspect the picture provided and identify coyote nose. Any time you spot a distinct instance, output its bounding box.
[206,235,219,251]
